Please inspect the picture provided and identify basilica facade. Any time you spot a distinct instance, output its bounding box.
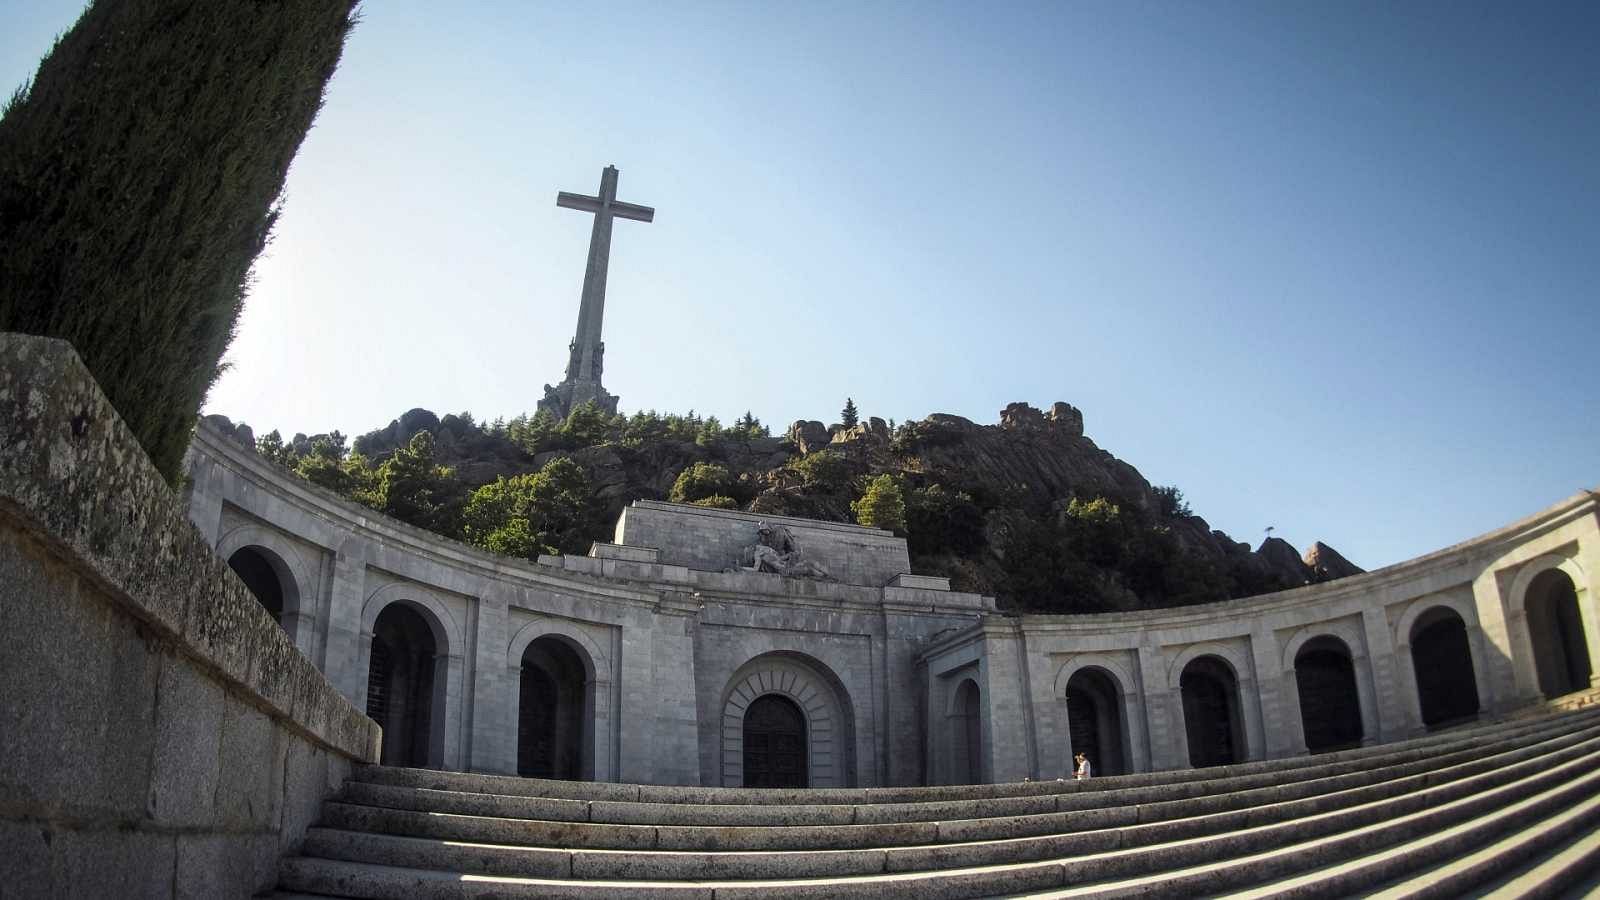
[184,420,1600,787]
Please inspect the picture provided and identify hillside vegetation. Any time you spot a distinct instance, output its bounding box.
[206,399,1361,613]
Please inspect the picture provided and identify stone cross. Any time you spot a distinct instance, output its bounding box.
[556,165,654,386]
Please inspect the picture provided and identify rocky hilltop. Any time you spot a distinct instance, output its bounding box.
[208,400,1360,613]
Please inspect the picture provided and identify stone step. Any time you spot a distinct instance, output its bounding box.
[316,720,1600,854]
[278,747,1600,899]
[294,733,1600,884]
[328,716,1600,838]
[350,705,1600,807]
[1027,750,1600,898]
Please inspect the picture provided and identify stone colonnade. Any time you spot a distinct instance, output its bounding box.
[923,492,1600,779]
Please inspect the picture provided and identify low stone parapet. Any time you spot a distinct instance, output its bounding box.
[0,334,379,897]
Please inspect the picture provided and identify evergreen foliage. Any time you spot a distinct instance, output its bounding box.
[841,398,859,428]
[1153,485,1192,518]
[461,457,597,558]
[669,462,735,504]
[788,449,853,493]
[851,474,906,534]
[905,484,985,558]
[0,0,358,483]
[373,432,463,535]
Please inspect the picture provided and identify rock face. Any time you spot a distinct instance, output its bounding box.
[1305,541,1365,582]
[248,398,1360,610]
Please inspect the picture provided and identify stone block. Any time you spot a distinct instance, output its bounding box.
[280,738,332,856]
[0,535,159,819]
[147,653,224,827]
[174,833,269,900]
[0,820,54,898]
[49,827,176,899]
[215,695,282,830]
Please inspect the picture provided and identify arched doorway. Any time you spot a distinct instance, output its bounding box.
[518,636,591,780]
[1180,656,1243,768]
[742,695,807,788]
[950,678,982,784]
[1526,569,1592,699]
[366,603,440,768]
[1411,606,1480,729]
[1066,667,1128,776]
[1295,636,1364,752]
[227,546,287,627]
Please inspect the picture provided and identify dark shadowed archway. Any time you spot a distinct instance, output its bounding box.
[227,546,287,626]
[1066,667,1129,776]
[950,678,982,785]
[1526,569,1592,699]
[1181,656,1244,768]
[742,694,808,788]
[1295,636,1364,752]
[1411,606,1480,729]
[366,603,440,767]
[518,635,591,780]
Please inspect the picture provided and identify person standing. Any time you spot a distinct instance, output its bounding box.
[1074,752,1092,780]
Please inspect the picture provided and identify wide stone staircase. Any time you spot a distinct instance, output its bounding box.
[270,707,1600,898]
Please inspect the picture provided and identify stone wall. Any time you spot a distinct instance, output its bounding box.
[616,500,912,587]
[922,488,1600,783]
[0,335,378,898]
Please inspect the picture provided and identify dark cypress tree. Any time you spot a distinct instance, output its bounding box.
[0,0,359,483]
[841,397,859,428]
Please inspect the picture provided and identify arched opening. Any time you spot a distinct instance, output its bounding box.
[720,652,856,788]
[742,694,807,788]
[1294,636,1363,752]
[518,636,591,780]
[1065,667,1128,776]
[1411,606,1480,729]
[366,603,440,768]
[950,678,982,784]
[227,546,287,627]
[1526,569,1592,699]
[1180,655,1244,768]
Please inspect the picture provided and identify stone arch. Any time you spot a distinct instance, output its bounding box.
[1051,653,1148,774]
[1292,635,1365,752]
[505,618,615,782]
[720,652,855,788]
[217,524,315,647]
[1064,665,1131,776]
[1408,604,1481,729]
[947,677,983,785]
[358,582,465,769]
[1508,553,1595,700]
[1280,621,1380,752]
[1177,653,1246,768]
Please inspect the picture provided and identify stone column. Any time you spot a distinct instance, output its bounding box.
[1359,606,1410,740]
[980,627,1033,782]
[470,585,514,775]
[1249,623,1299,759]
[181,452,224,545]
[1137,642,1183,770]
[323,538,371,706]
[1471,572,1520,713]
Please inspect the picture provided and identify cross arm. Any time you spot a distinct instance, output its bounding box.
[610,201,655,223]
[557,192,602,213]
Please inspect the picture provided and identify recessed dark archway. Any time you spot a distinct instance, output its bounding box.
[1526,569,1592,699]
[1181,655,1244,768]
[1411,606,1480,729]
[1066,666,1129,776]
[227,546,287,626]
[518,636,591,780]
[366,603,440,768]
[742,694,808,788]
[1295,636,1364,752]
[949,678,983,785]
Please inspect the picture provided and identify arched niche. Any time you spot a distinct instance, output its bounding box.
[1178,654,1245,768]
[1293,635,1364,752]
[217,524,317,653]
[366,601,446,768]
[1064,665,1131,776]
[1408,605,1481,729]
[948,677,983,785]
[1524,568,1592,699]
[719,652,855,788]
[359,583,465,769]
[505,617,614,783]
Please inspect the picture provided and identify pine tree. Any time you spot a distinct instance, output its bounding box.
[851,474,906,534]
[841,397,859,428]
[0,1,358,483]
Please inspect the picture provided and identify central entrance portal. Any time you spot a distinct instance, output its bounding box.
[742,695,808,788]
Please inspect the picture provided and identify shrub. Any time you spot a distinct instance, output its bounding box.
[852,474,906,534]
[670,462,734,504]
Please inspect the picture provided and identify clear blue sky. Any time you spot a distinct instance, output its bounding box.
[4,1,1596,569]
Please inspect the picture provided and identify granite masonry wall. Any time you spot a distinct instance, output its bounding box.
[0,335,379,898]
[922,489,1600,783]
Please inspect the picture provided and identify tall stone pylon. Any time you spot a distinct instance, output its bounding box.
[538,165,654,420]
